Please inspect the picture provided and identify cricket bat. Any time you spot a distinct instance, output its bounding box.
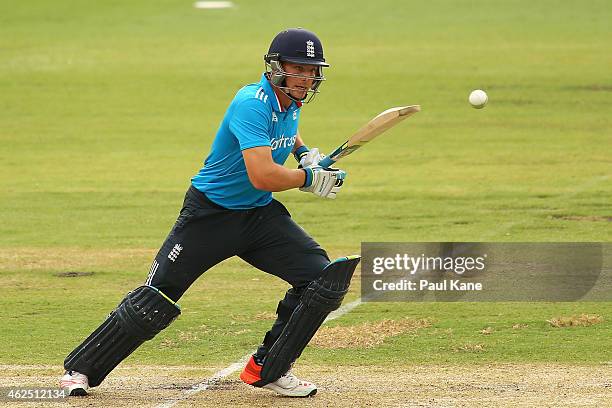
[318,105,420,168]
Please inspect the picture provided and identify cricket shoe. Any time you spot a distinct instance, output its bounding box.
[240,355,317,397]
[59,370,89,396]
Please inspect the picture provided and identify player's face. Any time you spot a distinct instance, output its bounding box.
[282,62,318,100]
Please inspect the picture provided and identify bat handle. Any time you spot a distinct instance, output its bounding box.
[318,156,335,168]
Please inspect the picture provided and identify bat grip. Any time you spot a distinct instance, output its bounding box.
[318,156,335,168]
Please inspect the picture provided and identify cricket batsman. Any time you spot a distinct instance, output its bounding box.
[60,27,361,398]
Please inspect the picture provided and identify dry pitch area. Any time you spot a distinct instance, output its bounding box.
[2,364,610,407]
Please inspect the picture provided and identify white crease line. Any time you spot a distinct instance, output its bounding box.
[155,297,362,408]
[155,358,249,408]
[325,297,362,322]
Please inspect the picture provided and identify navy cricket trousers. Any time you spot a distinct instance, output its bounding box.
[145,185,331,355]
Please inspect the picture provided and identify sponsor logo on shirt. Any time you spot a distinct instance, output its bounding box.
[270,134,297,151]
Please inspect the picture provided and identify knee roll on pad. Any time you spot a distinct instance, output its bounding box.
[64,285,180,387]
[259,256,361,384]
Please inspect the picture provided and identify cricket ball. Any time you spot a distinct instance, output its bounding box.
[469,89,488,109]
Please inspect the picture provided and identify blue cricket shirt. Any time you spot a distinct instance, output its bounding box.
[191,74,301,209]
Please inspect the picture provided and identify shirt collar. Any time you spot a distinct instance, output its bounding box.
[260,73,302,113]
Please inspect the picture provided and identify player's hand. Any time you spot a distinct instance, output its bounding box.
[300,165,346,199]
[298,148,325,168]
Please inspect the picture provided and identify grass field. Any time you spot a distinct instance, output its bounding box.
[1,0,611,406]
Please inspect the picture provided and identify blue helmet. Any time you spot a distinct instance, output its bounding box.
[264,28,329,103]
[265,28,329,67]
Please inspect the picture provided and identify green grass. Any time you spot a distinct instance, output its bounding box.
[0,0,610,367]
[2,262,610,366]
[309,302,612,365]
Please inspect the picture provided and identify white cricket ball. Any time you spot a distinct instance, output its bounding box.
[469,89,488,109]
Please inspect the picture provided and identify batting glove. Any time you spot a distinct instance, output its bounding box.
[300,165,346,199]
[298,147,325,168]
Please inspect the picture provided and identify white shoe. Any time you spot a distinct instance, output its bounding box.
[262,371,317,397]
[59,370,89,396]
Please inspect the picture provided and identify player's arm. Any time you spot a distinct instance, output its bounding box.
[231,100,303,192]
[232,99,343,197]
[243,146,345,199]
[242,146,306,192]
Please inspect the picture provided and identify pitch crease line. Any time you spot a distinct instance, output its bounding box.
[155,297,362,408]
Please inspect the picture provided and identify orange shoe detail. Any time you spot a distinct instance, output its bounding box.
[240,356,263,386]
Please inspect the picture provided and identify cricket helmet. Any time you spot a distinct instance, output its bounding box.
[265,28,329,67]
[264,28,329,103]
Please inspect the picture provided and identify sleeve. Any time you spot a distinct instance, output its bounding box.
[229,98,272,150]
